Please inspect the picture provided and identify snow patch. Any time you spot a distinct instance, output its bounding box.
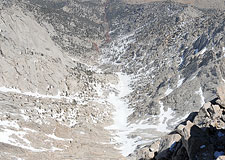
[0,86,88,105]
[94,84,103,97]
[0,120,20,129]
[46,133,72,141]
[158,101,174,132]
[218,131,224,138]
[50,146,63,152]
[0,120,66,152]
[105,73,134,156]
[80,131,85,135]
[179,54,185,67]
[0,128,45,152]
[177,76,185,88]
[198,47,207,55]
[0,86,22,94]
[195,87,205,107]
[222,78,225,83]
[0,86,61,99]
[23,128,37,133]
[106,73,174,156]
[165,86,173,96]
[190,74,197,81]
[200,145,206,149]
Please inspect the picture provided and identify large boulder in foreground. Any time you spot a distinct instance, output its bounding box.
[136,83,225,160]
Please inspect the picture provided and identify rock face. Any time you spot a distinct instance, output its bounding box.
[102,0,225,126]
[136,84,225,160]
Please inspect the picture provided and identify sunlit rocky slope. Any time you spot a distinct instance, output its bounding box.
[0,0,224,160]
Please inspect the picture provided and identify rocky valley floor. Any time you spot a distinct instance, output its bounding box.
[0,0,225,160]
[0,67,179,160]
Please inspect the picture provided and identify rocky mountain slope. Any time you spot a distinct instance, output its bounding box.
[0,1,124,159]
[100,0,225,157]
[0,0,224,159]
[102,0,225,123]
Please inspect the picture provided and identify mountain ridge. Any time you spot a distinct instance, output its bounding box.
[122,0,225,10]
